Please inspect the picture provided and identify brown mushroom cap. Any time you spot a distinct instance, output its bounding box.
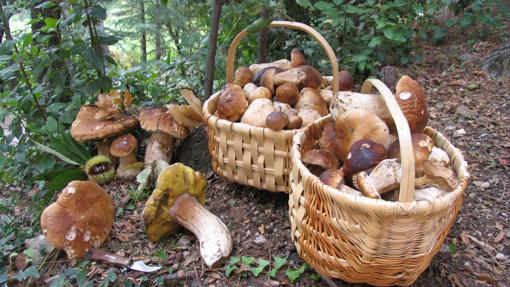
[334,109,391,160]
[241,98,275,127]
[338,70,354,91]
[343,139,387,176]
[388,133,434,175]
[273,65,322,89]
[275,83,299,106]
[265,111,289,131]
[246,86,272,103]
[110,134,137,157]
[319,121,343,160]
[260,68,277,95]
[290,48,306,68]
[395,76,428,133]
[40,181,114,259]
[142,163,206,241]
[296,88,328,116]
[140,107,189,139]
[216,84,249,122]
[70,105,139,142]
[234,67,253,88]
[319,169,345,189]
[302,149,339,175]
[274,102,302,129]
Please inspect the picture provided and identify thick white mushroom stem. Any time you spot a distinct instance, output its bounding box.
[169,193,232,268]
[117,152,138,179]
[249,59,291,74]
[144,132,174,166]
[97,140,112,159]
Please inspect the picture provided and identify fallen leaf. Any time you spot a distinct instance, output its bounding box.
[258,224,266,235]
[460,231,471,246]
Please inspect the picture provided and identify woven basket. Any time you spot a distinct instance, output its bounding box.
[288,79,470,286]
[203,21,339,193]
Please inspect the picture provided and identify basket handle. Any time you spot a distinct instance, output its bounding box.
[226,20,340,95]
[360,79,415,203]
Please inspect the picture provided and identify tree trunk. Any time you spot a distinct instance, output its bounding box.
[155,0,162,60]
[140,0,147,63]
[203,0,223,98]
[257,6,269,63]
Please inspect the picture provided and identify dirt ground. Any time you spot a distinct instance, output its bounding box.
[2,33,509,286]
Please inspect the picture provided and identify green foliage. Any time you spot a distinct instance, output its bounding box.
[268,256,287,278]
[285,263,308,283]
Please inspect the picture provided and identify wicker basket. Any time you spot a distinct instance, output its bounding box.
[203,21,340,193]
[288,79,470,286]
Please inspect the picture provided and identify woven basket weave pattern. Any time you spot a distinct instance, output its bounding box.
[289,116,469,286]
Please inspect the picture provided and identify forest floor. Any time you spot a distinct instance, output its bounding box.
[2,33,509,286]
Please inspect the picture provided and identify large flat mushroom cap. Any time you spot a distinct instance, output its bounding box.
[142,163,206,241]
[140,107,189,139]
[70,105,139,142]
[40,181,114,259]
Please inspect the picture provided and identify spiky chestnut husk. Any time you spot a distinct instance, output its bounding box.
[84,155,115,185]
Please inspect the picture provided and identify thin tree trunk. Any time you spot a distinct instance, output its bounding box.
[155,0,162,60]
[204,0,223,98]
[257,6,269,63]
[140,0,147,63]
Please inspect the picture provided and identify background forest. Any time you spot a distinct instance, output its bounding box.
[0,0,509,285]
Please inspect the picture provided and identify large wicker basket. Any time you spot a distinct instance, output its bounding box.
[203,21,340,193]
[288,79,470,286]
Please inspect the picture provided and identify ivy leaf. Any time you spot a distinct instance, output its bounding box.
[241,256,256,266]
[285,263,308,283]
[225,256,240,277]
[268,256,287,278]
[14,266,40,281]
[251,258,270,277]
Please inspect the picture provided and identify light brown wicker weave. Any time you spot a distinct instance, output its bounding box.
[203,21,339,193]
[288,79,470,286]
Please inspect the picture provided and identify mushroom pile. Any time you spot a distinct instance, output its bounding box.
[303,76,459,202]
[215,49,353,130]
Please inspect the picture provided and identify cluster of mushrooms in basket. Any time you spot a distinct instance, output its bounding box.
[303,76,460,202]
[215,48,354,129]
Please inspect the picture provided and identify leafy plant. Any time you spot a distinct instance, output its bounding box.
[285,263,308,284]
[225,256,240,277]
[268,256,287,278]
[251,257,270,277]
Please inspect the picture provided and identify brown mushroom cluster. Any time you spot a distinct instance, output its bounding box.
[304,76,459,202]
[215,49,353,130]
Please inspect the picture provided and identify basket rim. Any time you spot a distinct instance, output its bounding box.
[203,90,298,135]
[290,115,470,216]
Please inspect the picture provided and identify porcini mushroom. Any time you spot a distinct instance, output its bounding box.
[343,139,387,176]
[298,108,321,127]
[275,83,299,106]
[338,70,354,91]
[234,67,253,88]
[110,134,140,180]
[330,91,393,127]
[273,65,322,89]
[395,76,428,133]
[241,98,275,127]
[388,133,434,176]
[302,149,339,176]
[217,84,249,122]
[319,121,343,160]
[265,111,289,131]
[260,67,278,94]
[290,48,306,68]
[319,169,345,189]
[249,59,291,74]
[245,86,272,103]
[334,109,391,160]
[296,87,328,116]
[40,181,114,259]
[70,105,138,159]
[273,102,302,129]
[142,163,232,268]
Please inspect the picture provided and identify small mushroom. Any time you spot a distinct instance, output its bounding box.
[274,102,302,129]
[302,149,339,176]
[334,109,391,160]
[241,98,275,127]
[273,65,322,89]
[275,83,299,106]
[296,87,328,116]
[319,121,343,160]
[395,76,428,133]
[338,70,354,91]
[290,48,306,68]
[217,84,249,122]
[110,134,140,180]
[142,163,232,268]
[319,169,345,189]
[40,181,114,259]
[343,139,387,176]
[234,67,253,88]
[249,59,291,74]
[265,111,289,131]
[246,86,272,103]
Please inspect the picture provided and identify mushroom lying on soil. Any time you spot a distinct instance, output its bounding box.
[142,163,232,268]
[40,181,114,259]
[110,133,140,180]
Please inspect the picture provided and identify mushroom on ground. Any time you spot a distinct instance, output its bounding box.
[273,65,322,89]
[266,111,289,131]
[302,149,339,176]
[70,105,138,160]
[217,84,249,122]
[343,139,387,176]
[296,88,328,116]
[395,76,428,133]
[273,102,302,129]
[290,48,306,68]
[234,67,253,88]
[41,181,114,259]
[334,109,391,160]
[241,98,275,127]
[275,83,299,106]
[110,134,140,180]
[142,163,232,268]
[249,59,291,74]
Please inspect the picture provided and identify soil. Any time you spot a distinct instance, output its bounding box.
[2,31,509,287]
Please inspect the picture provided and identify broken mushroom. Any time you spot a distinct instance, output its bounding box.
[142,163,232,268]
[41,180,114,259]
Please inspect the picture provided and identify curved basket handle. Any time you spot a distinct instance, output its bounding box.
[361,79,415,203]
[226,20,340,95]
